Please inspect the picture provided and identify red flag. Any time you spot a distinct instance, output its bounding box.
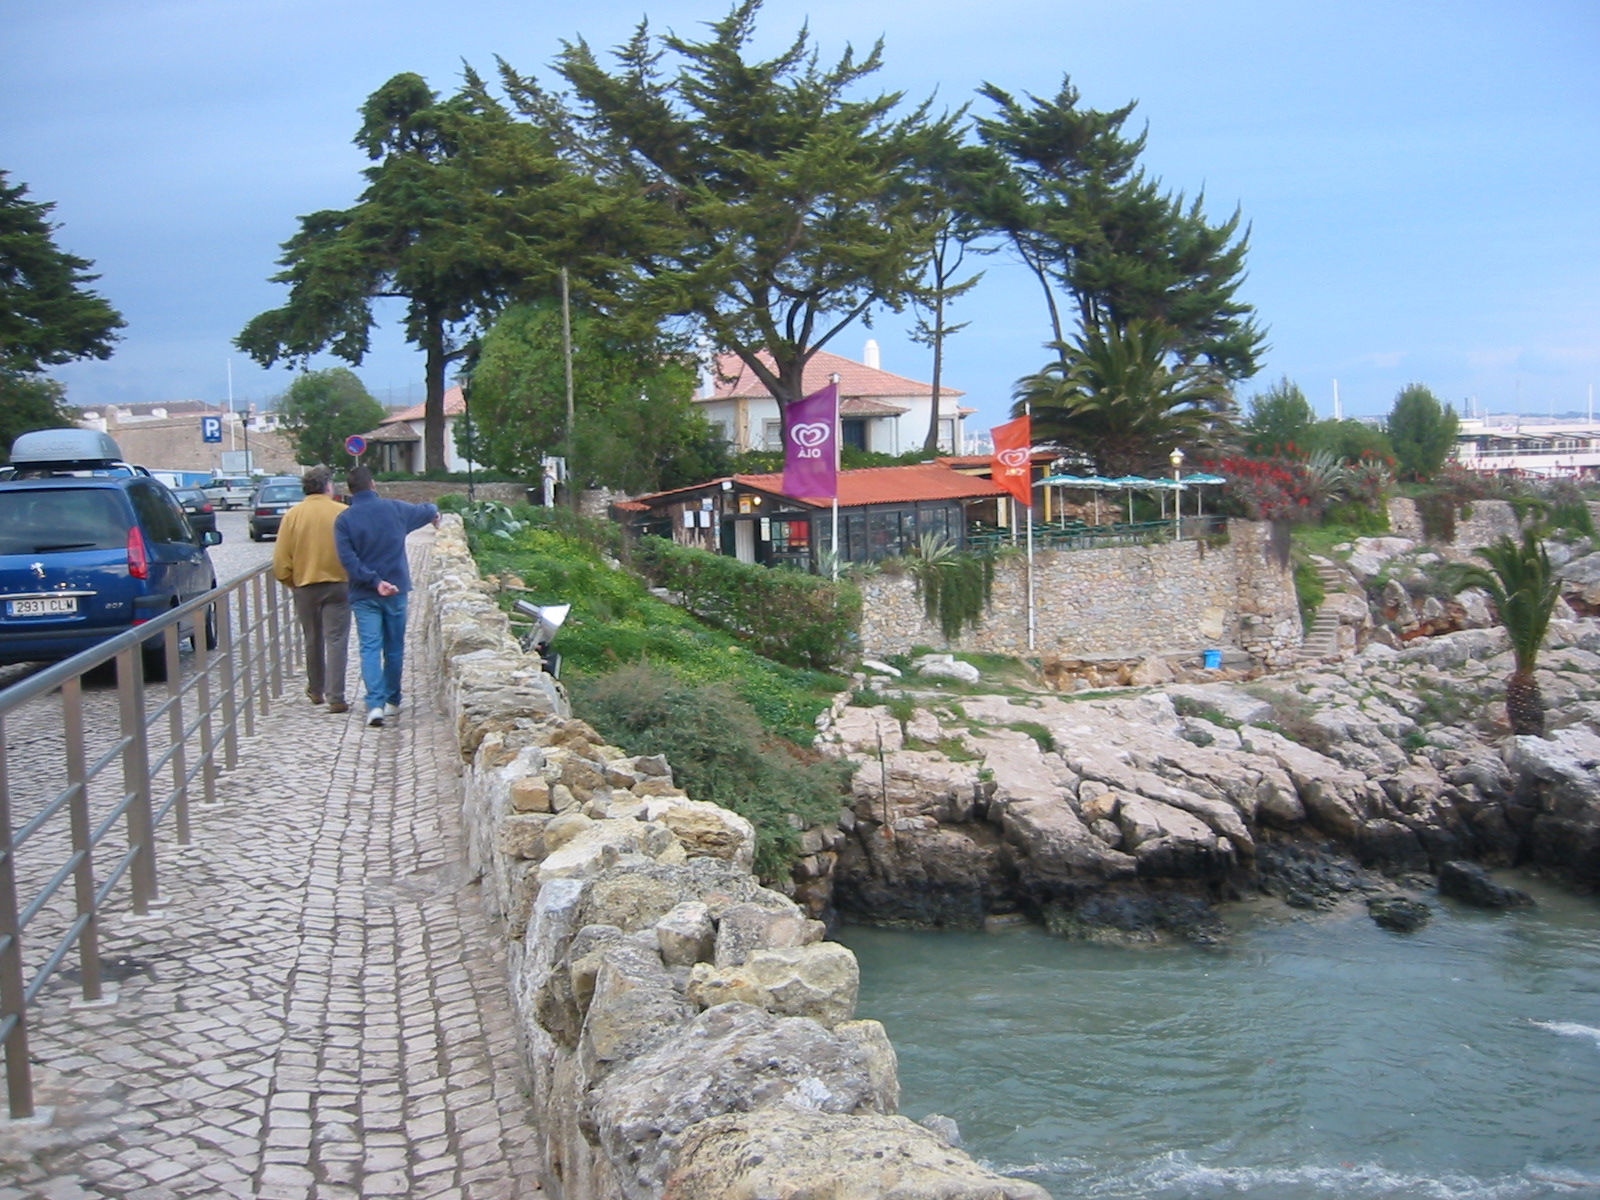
[990,415,1033,507]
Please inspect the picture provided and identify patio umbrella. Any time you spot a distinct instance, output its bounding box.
[1181,472,1227,516]
[1040,474,1122,524]
[1107,476,1154,521]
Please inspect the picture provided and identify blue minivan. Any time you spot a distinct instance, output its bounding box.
[0,429,221,674]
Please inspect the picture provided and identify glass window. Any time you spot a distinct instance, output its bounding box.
[257,485,302,503]
[868,510,904,559]
[129,482,192,544]
[762,419,784,451]
[0,487,132,554]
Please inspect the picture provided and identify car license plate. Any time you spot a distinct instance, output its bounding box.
[8,596,79,617]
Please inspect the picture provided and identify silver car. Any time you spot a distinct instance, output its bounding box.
[202,476,256,510]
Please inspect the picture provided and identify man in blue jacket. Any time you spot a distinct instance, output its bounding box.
[334,466,441,728]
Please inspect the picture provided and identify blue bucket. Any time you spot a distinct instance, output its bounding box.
[1202,649,1222,670]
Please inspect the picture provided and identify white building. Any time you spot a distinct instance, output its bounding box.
[1452,417,1600,478]
[361,387,479,474]
[696,341,971,456]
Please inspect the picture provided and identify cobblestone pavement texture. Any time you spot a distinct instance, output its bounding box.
[0,529,546,1198]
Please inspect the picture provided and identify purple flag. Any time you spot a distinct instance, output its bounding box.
[781,382,839,499]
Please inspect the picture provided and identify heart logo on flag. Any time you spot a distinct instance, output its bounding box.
[998,447,1029,468]
[792,423,832,449]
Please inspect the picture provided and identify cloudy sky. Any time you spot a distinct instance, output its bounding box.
[5,0,1597,430]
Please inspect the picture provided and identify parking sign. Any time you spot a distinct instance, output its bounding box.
[201,416,223,443]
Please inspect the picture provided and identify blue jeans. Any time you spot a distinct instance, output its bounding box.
[352,593,407,712]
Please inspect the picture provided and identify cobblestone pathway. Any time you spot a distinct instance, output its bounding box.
[0,532,544,1199]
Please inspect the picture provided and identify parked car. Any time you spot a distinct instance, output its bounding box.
[0,430,221,674]
[170,486,220,538]
[248,480,304,541]
[202,475,256,510]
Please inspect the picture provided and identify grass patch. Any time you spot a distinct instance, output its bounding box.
[1007,721,1056,754]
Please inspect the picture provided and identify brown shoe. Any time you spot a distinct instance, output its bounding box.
[307,688,324,705]
[327,701,350,714]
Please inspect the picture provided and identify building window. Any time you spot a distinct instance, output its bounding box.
[938,418,956,452]
[762,419,784,450]
[842,419,867,450]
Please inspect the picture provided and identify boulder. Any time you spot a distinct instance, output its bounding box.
[656,901,716,967]
[665,1109,1052,1200]
[645,798,757,873]
[913,654,982,684]
[1368,895,1432,933]
[588,1002,897,1200]
[687,943,860,1028]
[713,899,820,967]
[1437,861,1535,909]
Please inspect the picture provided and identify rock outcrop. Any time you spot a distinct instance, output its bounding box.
[819,619,1600,940]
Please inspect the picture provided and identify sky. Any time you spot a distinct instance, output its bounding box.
[4,0,1598,433]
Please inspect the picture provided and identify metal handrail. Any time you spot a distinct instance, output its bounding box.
[0,563,301,1120]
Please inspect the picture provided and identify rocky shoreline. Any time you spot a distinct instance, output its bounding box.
[816,617,1600,944]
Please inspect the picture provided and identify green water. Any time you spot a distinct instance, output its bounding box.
[842,880,1600,1199]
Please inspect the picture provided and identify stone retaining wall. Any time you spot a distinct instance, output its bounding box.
[417,517,1046,1200]
[376,480,529,505]
[859,519,1302,666]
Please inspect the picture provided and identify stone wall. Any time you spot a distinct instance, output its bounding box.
[417,517,1047,1200]
[858,519,1302,666]
[375,480,530,506]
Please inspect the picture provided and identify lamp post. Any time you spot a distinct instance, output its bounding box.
[1169,447,1184,536]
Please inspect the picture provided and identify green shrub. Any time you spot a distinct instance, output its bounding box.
[1323,500,1389,535]
[905,538,996,642]
[634,537,860,671]
[1293,561,1326,630]
[575,665,847,878]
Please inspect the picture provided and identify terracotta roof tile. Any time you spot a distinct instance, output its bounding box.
[383,386,466,425]
[706,349,963,402]
[736,463,1005,508]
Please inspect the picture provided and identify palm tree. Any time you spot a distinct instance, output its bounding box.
[1014,319,1230,476]
[1451,532,1561,736]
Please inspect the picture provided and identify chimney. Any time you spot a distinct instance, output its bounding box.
[863,338,880,370]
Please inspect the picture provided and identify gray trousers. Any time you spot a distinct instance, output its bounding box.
[293,581,351,703]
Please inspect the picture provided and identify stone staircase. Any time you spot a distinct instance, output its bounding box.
[1298,560,1353,661]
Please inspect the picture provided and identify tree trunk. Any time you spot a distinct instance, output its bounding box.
[1505,668,1546,737]
[423,311,447,475]
[922,292,946,457]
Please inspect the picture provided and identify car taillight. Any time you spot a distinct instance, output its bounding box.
[256,507,272,516]
[127,525,149,579]
[200,502,213,513]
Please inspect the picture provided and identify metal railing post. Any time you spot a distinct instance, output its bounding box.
[237,579,257,739]
[60,677,102,1004]
[164,625,191,845]
[117,647,158,913]
[0,712,35,1120]
[266,576,284,701]
[196,602,219,805]
[217,591,240,771]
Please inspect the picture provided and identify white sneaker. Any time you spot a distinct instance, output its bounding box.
[383,703,400,717]
[366,709,384,728]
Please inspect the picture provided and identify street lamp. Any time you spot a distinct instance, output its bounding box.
[1169,447,1185,535]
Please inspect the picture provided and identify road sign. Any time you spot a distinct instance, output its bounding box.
[344,434,367,457]
[201,416,223,443]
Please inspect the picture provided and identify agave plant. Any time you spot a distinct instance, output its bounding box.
[1450,532,1561,736]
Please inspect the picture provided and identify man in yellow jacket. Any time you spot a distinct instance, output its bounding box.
[273,466,352,713]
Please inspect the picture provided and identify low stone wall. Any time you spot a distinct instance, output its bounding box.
[376,480,530,506]
[859,519,1302,666]
[417,517,1047,1200]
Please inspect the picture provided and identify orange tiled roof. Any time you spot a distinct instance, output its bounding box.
[382,386,466,425]
[736,463,1004,508]
[706,349,963,402]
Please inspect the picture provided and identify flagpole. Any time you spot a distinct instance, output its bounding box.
[830,373,841,581]
[1025,403,1035,653]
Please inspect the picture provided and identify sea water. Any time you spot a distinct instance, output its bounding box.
[842,878,1600,1199]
